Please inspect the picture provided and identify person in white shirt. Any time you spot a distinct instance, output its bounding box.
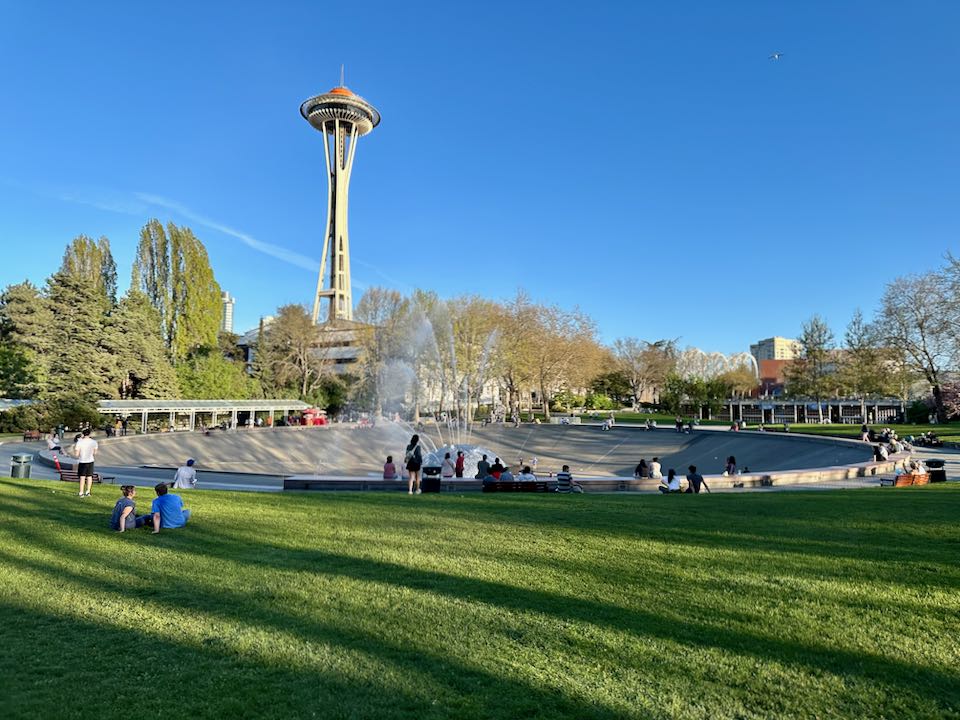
[46,431,62,452]
[440,452,456,480]
[172,458,198,489]
[73,428,98,497]
[658,468,681,493]
[649,457,663,480]
[517,466,537,482]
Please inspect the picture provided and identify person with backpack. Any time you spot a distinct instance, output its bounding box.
[404,434,423,494]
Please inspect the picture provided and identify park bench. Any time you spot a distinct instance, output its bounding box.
[22,430,41,441]
[482,480,550,493]
[58,468,115,485]
[880,473,929,487]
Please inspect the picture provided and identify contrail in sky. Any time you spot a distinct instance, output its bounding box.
[135,193,319,272]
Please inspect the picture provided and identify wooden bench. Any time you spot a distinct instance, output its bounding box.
[58,469,115,485]
[880,473,929,487]
[482,481,550,493]
[22,430,41,441]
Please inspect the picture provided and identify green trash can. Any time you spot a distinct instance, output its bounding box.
[10,453,32,478]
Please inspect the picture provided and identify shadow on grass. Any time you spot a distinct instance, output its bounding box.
[3,481,960,717]
[3,499,959,718]
[0,540,626,720]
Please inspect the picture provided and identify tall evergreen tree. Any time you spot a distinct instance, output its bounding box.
[105,291,179,398]
[0,281,54,397]
[0,342,35,397]
[45,270,114,400]
[131,219,222,359]
[61,235,117,305]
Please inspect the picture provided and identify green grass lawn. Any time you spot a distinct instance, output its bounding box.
[1,479,958,719]
[780,422,960,443]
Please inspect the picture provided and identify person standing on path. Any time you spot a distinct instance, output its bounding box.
[405,434,423,494]
[171,458,198,489]
[73,428,98,497]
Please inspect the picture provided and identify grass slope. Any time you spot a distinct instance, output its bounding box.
[1,479,958,719]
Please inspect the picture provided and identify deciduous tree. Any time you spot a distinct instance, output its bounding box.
[612,338,678,408]
[877,272,957,422]
[784,315,835,423]
[354,287,409,416]
[60,235,117,304]
[131,219,222,359]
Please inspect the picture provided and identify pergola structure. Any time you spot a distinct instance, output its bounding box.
[97,399,310,433]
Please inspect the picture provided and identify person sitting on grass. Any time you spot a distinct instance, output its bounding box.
[151,483,191,534]
[110,485,153,532]
[554,465,583,493]
[658,468,682,494]
[383,455,398,480]
[172,458,198,489]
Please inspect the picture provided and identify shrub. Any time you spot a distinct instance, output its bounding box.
[905,398,932,424]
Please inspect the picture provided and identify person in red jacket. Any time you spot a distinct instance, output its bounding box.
[454,450,465,478]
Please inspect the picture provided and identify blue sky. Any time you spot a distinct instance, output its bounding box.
[1,1,957,353]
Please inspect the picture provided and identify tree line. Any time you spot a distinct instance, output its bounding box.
[0,222,326,429]
[2,223,958,429]
[781,256,960,423]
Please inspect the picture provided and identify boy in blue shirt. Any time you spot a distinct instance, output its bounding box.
[151,483,191,534]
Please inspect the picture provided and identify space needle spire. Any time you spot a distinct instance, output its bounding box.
[300,76,380,323]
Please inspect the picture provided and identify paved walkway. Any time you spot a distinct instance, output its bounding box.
[5,430,957,494]
[1,440,284,492]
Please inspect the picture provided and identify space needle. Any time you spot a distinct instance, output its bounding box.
[300,75,380,324]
